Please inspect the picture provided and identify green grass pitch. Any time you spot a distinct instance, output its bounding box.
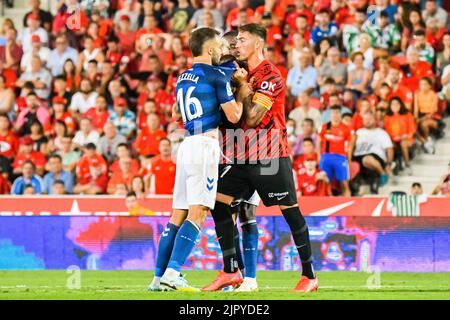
[0,270,449,300]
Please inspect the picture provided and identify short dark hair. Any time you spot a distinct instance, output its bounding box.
[412,182,422,188]
[303,118,314,126]
[49,154,62,162]
[342,112,352,119]
[126,191,137,198]
[223,30,238,39]
[303,137,314,144]
[239,23,266,42]
[117,143,129,149]
[85,142,97,150]
[53,179,65,186]
[330,105,342,111]
[189,27,220,57]
[414,29,425,37]
[420,76,433,86]
[160,137,171,145]
[23,160,35,169]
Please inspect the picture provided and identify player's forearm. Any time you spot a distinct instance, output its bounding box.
[172,103,182,121]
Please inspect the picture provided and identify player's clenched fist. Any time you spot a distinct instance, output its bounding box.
[232,65,248,85]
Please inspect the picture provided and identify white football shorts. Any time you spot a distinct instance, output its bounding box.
[172,134,221,210]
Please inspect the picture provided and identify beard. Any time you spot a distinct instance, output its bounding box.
[211,52,221,66]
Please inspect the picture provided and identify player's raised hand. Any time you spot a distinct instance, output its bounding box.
[232,65,248,85]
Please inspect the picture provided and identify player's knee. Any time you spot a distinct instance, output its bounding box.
[238,203,257,225]
[187,205,209,227]
[211,201,233,224]
[216,192,234,206]
[169,209,188,226]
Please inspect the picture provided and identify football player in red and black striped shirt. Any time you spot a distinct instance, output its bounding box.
[204,24,318,293]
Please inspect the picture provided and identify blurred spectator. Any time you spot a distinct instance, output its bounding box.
[190,0,224,30]
[170,0,195,34]
[13,135,46,176]
[286,118,297,147]
[108,97,136,138]
[77,36,105,74]
[414,77,439,154]
[56,136,80,172]
[437,32,450,71]
[321,96,352,124]
[47,34,79,77]
[1,27,24,83]
[363,10,400,53]
[0,113,19,161]
[226,0,253,31]
[109,143,140,174]
[288,91,322,134]
[401,8,425,53]
[23,0,53,32]
[50,96,76,136]
[286,48,317,97]
[349,112,394,193]
[342,112,352,127]
[130,175,146,197]
[422,0,448,29]
[261,14,282,50]
[384,97,416,174]
[441,63,450,101]
[432,162,450,196]
[0,168,10,194]
[114,1,139,31]
[310,9,338,46]
[20,35,50,73]
[107,157,139,194]
[52,179,66,195]
[48,120,69,153]
[74,143,107,194]
[342,8,366,53]
[72,118,100,149]
[166,121,184,157]
[115,15,137,56]
[411,182,423,195]
[29,121,48,155]
[135,113,166,158]
[386,67,413,111]
[69,79,99,116]
[317,46,347,91]
[147,138,175,194]
[407,29,435,64]
[11,160,43,194]
[43,154,74,194]
[125,190,156,215]
[84,95,109,134]
[17,12,48,53]
[371,57,390,92]
[23,184,36,194]
[346,51,372,96]
[97,122,127,162]
[402,47,434,92]
[292,119,318,157]
[0,75,15,114]
[295,154,330,196]
[351,98,371,132]
[318,105,351,196]
[16,55,52,99]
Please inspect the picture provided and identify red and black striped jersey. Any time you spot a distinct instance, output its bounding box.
[237,59,289,162]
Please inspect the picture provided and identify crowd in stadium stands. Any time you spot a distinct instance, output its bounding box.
[0,0,449,196]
